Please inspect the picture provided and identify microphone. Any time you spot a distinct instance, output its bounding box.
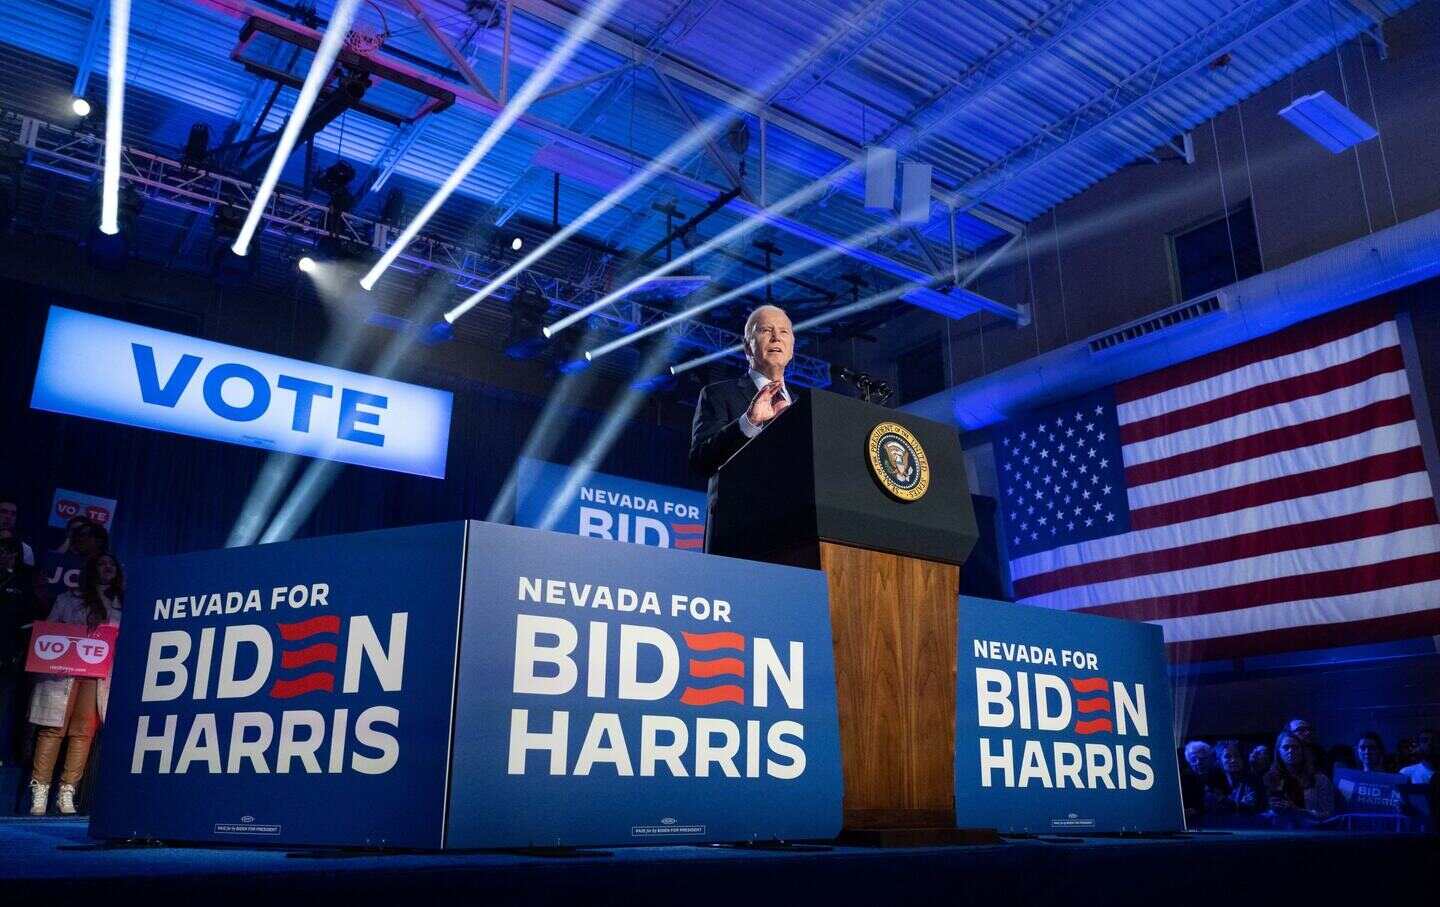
[837,367,890,404]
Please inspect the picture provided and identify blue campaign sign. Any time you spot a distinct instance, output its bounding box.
[90,523,468,848]
[514,457,707,550]
[1333,767,1407,814]
[31,307,453,478]
[446,521,843,847]
[955,596,1185,833]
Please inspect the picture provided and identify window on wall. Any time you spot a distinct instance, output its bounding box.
[898,337,945,405]
[1168,199,1262,301]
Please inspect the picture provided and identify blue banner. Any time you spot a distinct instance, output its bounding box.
[31,307,453,478]
[955,596,1185,833]
[446,521,843,847]
[91,523,468,848]
[1333,766,1407,814]
[514,457,707,551]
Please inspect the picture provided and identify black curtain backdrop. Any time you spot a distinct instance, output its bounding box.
[0,279,699,566]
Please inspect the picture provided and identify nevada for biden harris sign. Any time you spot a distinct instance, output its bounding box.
[92,521,842,848]
[955,596,1184,833]
[31,307,452,478]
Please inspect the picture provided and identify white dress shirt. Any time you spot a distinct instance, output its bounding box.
[738,369,792,438]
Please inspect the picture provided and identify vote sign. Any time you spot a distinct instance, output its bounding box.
[49,488,118,529]
[955,596,1185,833]
[31,307,453,478]
[27,621,119,678]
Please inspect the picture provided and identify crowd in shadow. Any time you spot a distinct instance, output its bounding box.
[1181,718,1437,831]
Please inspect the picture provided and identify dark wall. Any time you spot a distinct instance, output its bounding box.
[0,278,699,566]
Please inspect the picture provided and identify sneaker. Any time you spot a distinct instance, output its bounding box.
[28,781,49,816]
[56,783,77,815]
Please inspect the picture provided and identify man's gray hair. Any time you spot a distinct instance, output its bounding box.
[743,305,790,343]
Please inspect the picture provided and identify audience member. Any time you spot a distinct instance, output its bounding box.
[1214,740,1261,815]
[1353,733,1387,774]
[1248,743,1271,779]
[0,536,33,766]
[0,499,35,566]
[1265,730,1334,822]
[1285,717,1328,769]
[1181,740,1228,819]
[28,552,123,816]
[1400,730,1435,786]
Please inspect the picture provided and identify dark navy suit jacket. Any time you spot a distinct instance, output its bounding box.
[689,375,803,549]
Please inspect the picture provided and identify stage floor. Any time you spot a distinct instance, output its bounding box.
[3,817,1435,905]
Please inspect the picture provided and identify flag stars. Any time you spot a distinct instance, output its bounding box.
[1082,489,1091,500]
[1102,485,1112,495]
[1079,464,1088,474]
[1085,517,1094,527]
[1099,459,1109,469]
[1106,512,1116,523]
[1096,430,1106,441]
[1087,447,1097,458]
[1066,427,1075,438]
[1091,474,1100,484]
[1094,405,1104,415]
[1073,507,1082,517]
[1085,422,1095,432]
[1093,501,1103,512]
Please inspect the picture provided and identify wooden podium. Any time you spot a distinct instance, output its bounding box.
[707,390,987,843]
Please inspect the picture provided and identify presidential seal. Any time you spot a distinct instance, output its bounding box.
[867,421,930,501]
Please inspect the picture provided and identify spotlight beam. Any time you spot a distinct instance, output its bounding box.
[442,88,771,325]
[99,0,131,235]
[542,160,864,339]
[585,220,901,363]
[231,0,360,256]
[668,280,929,376]
[360,0,622,290]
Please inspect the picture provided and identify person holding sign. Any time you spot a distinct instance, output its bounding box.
[1264,730,1334,825]
[27,553,123,816]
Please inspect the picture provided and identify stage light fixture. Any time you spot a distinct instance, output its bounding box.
[71,97,92,117]
[359,0,622,291]
[232,0,362,257]
[511,236,524,251]
[1279,90,1378,153]
[100,0,133,236]
[182,122,211,170]
[298,256,317,274]
[504,288,553,360]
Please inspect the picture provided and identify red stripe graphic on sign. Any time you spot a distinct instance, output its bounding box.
[1074,718,1115,735]
[674,539,704,549]
[689,657,745,678]
[680,685,746,706]
[670,523,705,533]
[1068,676,1109,694]
[682,631,745,651]
[268,672,335,699]
[277,615,341,641]
[1076,698,1112,714]
[280,642,338,670]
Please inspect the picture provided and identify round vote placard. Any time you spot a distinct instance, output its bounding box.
[866,421,930,501]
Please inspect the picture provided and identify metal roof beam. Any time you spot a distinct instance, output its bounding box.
[954,0,1324,211]
[401,0,496,102]
[501,0,1022,238]
[197,0,1015,321]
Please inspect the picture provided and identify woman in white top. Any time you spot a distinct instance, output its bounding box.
[28,552,122,815]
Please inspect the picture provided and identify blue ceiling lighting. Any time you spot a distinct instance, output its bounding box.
[0,0,1417,378]
[1279,90,1380,153]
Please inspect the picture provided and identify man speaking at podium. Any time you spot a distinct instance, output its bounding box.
[689,305,799,546]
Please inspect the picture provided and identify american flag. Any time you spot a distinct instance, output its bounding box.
[997,301,1440,659]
